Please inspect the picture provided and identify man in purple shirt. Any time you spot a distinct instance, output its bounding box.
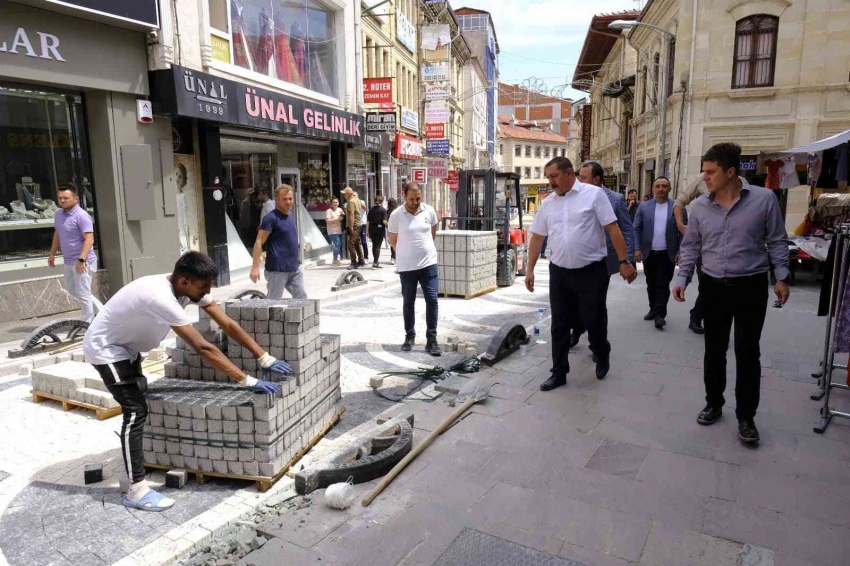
[49,183,103,321]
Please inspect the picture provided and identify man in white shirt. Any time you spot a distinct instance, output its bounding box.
[526,157,637,390]
[84,252,290,512]
[633,177,684,329]
[388,182,442,356]
[258,190,275,225]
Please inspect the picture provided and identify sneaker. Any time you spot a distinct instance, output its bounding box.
[347,263,358,271]
[425,340,442,357]
[401,335,414,352]
[333,260,342,266]
[372,263,383,269]
[738,418,760,443]
[390,258,396,265]
[697,404,722,425]
[357,260,366,268]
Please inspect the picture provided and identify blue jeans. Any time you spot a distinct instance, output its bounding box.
[399,264,439,341]
[329,234,343,261]
[360,225,369,260]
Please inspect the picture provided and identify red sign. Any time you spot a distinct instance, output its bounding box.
[378,102,395,111]
[580,105,593,162]
[363,78,393,104]
[425,123,445,139]
[446,170,459,191]
[411,167,427,184]
[394,134,423,160]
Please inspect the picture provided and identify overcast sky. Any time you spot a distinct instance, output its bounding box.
[455,0,639,101]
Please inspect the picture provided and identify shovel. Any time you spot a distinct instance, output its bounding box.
[361,378,491,507]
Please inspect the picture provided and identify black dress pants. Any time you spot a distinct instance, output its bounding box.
[644,251,675,318]
[550,260,610,375]
[690,266,707,324]
[92,356,148,483]
[702,272,769,420]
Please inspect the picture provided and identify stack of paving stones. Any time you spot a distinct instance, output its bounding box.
[146,299,342,479]
[436,230,498,297]
[31,361,120,409]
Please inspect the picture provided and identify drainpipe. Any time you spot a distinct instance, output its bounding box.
[678,0,698,194]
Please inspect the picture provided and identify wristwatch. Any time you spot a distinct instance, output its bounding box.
[619,259,630,265]
[77,258,85,263]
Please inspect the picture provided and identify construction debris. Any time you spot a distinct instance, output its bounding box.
[83,462,103,484]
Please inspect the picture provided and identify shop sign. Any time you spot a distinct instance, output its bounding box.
[363,132,390,153]
[150,65,364,144]
[396,11,416,53]
[0,27,65,61]
[363,78,393,104]
[421,25,450,51]
[400,107,419,132]
[377,102,395,111]
[394,134,423,160]
[426,138,450,155]
[580,105,592,161]
[425,85,451,101]
[446,170,459,191]
[41,0,160,29]
[424,101,450,123]
[411,167,427,184]
[427,158,448,179]
[211,36,230,64]
[365,111,396,132]
[425,123,445,139]
[422,63,449,82]
[740,156,757,172]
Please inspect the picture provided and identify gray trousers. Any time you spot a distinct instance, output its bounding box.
[64,259,103,322]
[266,268,307,299]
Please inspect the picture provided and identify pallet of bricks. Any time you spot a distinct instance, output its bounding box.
[437,230,498,299]
[31,361,122,420]
[144,298,342,491]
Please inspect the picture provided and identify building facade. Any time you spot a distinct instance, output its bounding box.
[497,117,569,212]
[148,0,364,283]
[0,0,167,322]
[462,58,489,170]
[498,83,573,138]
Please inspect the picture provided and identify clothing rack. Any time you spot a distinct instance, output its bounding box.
[814,223,850,433]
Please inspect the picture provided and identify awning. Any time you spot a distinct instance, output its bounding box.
[775,129,850,154]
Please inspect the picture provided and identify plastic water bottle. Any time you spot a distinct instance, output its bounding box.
[534,308,548,344]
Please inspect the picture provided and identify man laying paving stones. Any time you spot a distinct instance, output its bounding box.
[83,252,291,512]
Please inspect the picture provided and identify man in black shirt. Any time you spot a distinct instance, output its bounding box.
[367,196,388,269]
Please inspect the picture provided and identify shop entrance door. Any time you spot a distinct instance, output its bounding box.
[277,167,303,264]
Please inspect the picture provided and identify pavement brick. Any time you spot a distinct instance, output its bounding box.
[637,523,743,566]
[637,449,739,501]
[585,440,650,479]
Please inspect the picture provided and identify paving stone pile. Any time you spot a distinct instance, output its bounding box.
[31,361,120,409]
[436,231,498,296]
[146,298,342,479]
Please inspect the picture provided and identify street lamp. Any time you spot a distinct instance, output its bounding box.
[609,20,675,177]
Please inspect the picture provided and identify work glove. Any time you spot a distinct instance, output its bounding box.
[258,352,292,376]
[243,375,281,394]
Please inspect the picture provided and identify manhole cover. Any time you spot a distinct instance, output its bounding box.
[434,529,585,566]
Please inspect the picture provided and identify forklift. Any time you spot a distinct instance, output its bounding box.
[442,170,527,287]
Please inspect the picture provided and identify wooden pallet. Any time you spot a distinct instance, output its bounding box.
[439,286,497,300]
[144,407,345,492]
[32,391,122,421]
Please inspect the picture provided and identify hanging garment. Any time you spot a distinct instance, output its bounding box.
[290,23,307,80]
[832,246,850,353]
[836,143,850,184]
[306,49,332,97]
[231,2,254,70]
[274,23,302,85]
[253,8,274,76]
[779,155,799,189]
[763,158,783,190]
[809,152,823,186]
[819,234,838,316]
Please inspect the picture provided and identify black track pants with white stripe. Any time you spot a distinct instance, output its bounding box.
[92,357,147,483]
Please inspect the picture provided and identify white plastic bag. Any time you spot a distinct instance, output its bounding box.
[324,477,357,510]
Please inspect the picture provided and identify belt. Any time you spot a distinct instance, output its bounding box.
[551,258,606,272]
[704,272,768,287]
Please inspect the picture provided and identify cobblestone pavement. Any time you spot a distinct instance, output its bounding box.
[0,262,551,566]
[237,269,850,566]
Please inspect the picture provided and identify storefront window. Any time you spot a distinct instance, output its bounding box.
[210,0,338,99]
[0,84,97,273]
[221,138,277,249]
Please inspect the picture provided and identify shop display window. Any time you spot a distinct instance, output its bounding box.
[221,142,277,249]
[299,151,331,211]
[0,84,97,272]
[209,0,338,99]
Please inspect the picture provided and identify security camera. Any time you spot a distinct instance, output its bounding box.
[147,30,158,41]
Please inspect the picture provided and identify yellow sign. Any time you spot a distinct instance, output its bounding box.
[211,36,231,64]
[528,187,538,196]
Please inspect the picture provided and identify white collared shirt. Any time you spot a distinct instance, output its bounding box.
[651,201,669,250]
[388,203,439,272]
[530,181,617,269]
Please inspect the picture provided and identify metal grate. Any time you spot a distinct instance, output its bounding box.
[433,529,585,566]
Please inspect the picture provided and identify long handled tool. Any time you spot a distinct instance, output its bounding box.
[361,378,491,507]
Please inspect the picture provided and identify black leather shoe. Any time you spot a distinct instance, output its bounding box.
[738,419,760,443]
[697,404,722,425]
[401,335,414,352]
[689,321,705,335]
[643,311,655,321]
[540,374,567,391]
[569,331,581,349]
[655,316,666,329]
[425,340,442,357]
[595,357,610,380]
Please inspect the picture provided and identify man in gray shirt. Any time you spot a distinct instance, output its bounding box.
[673,143,790,444]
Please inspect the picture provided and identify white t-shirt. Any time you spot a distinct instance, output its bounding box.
[325,207,344,235]
[84,274,213,364]
[530,181,617,269]
[651,201,669,251]
[260,199,275,223]
[388,203,439,272]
